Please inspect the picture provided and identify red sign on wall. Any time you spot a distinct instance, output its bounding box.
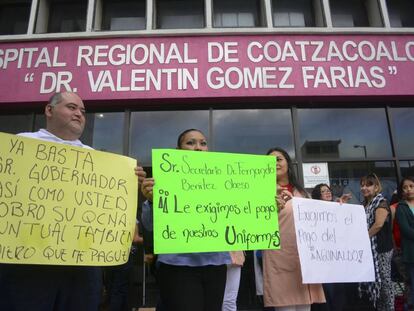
[1,34,414,103]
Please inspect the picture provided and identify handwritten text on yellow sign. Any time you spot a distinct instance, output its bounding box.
[0,132,138,266]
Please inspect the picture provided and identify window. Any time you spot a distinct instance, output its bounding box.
[329,0,383,27]
[0,114,33,133]
[129,111,209,167]
[100,0,145,31]
[212,109,295,158]
[400,161,414,177]
[298,108,392,160]
[390,108,414,158]
[34,113,46,131]
[327,161,397,204]
[272,0,323,27]
[156,0,204,29]
[87,113,124,154]
[0,0,31,35]
[386,0,414,27]
[47,0,87,33]
[213,0,265,28]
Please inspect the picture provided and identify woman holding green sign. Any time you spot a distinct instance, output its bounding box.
[141,129,232,311]
[262,147,325,311]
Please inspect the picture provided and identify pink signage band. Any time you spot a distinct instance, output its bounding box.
[1,34,414,103]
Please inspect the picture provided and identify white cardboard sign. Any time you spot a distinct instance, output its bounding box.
[292,197,375,283]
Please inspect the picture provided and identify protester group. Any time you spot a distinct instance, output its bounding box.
[1,91,413,311]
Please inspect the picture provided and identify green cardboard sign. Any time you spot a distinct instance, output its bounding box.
[152,149,279,254]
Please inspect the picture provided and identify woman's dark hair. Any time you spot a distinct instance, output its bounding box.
[397,176,414,200]
[311,183,331,200]
[176,129,206,148]
[266,147,307,196]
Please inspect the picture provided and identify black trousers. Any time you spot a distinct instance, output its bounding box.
[158,263,227,311]
[104,255,134,311]
[0,264,102,311]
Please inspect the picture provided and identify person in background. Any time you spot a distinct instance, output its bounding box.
[358,173,394,311]
[311,183,352,205]
[389,188,409,310]
[310,183,351,311]
[0,92,146,311]
[263,147,325,311]
[254,249,275,311]
[104,222,143,311]
[222,251,245,311]
[141,129,231,311]
[389,190,400,251]
[396,176,414,310]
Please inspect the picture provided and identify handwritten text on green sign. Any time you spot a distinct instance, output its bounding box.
[152,149,279,254]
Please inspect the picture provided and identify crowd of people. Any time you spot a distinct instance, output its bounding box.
[140,131,411,311]
[0,91,413,311]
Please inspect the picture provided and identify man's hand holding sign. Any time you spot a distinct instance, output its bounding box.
[0,92,145,311]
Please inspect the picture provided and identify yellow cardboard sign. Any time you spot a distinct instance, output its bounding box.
[0,132,138,266]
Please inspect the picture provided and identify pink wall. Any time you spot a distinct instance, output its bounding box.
[1,34,414,104]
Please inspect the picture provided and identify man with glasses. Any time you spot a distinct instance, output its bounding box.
[0,92,146,311]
